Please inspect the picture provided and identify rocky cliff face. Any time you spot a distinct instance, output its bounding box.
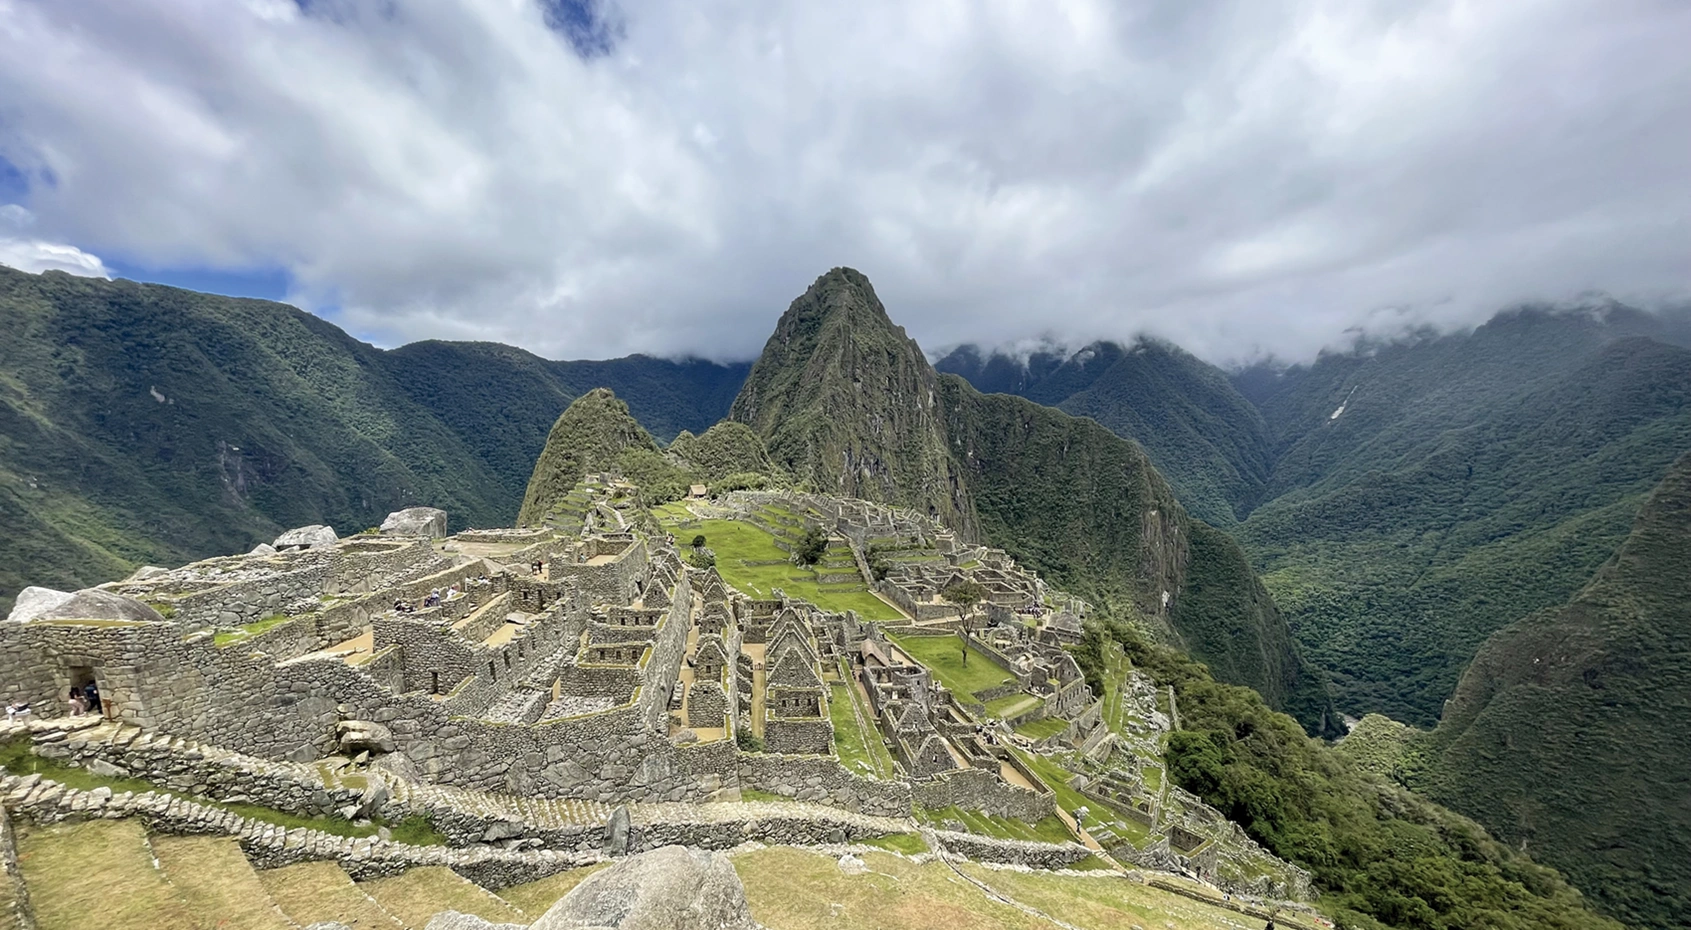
[1425,451,1691,930]
[733,268,1333,733]
[730,268,979,538]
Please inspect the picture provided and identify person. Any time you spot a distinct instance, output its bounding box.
[67,690,87,716]
[83,681,101,714]
[6,701,30,721]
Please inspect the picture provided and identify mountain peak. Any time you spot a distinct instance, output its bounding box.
[729,268,979,536]
[517,387,658,526]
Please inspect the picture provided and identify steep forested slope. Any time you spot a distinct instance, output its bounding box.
[1069,618,1624,930]
[937,339,1271,526]
[1423,451,1691,930]
[1237,310,1691,723]
[736,268,1334,733]
[0,267,745,609]
[944,307,1691,726]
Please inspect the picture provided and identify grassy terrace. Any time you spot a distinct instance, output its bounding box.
[653,509,902,620]
[1015,748,1150,847]
[734,846,1257,930]
[830,682,896,778]
[1014,716,1069,740]
[885,633,1015,704]
[0,738,444,846]
[984,692,1042,719]
[917,805,1074,845]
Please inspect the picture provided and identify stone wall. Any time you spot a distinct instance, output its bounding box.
[763,718,832,755]
[171,563,328,631]
[550,539,649,605]
[0,808,32,930]
[930,830,1092,869]
[911,765,1055,822]
[687,681,727,728]
[738,753,912,818]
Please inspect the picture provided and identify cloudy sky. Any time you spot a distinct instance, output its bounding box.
[0,0,1686,364]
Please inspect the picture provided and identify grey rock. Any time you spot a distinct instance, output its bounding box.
[481,820,523,843]
[381,507,448,538]
[35,589,164,624]
[249,543,278,556]
[274,525,339,550]
[603,804,630,855]
[123,565,169,582]
[6,587,75,622]
[87,759,130,778]
[531,845,759,930]
[424,912,526,930]
[337,720,396,755]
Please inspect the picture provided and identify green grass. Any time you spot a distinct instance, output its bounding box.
[213,613,297,647]
[885,633,1015,703]
[1014,748,1150,847]
[829,683,895,778]
[0,737,445,845]
[860,832,928,855]
[984,693,1042,719]
[741,788,792,803]
[654,515,903,619]
[1014,717,1069,740]
[918,805,1074,845]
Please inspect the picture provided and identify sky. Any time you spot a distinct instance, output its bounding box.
[0,0,1687,365]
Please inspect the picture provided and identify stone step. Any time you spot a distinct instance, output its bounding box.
[151,834,297,930]
[359,865,528,927]
[16,818,201,930]
[256,860,405,930]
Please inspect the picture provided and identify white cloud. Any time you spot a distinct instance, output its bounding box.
[0,237,111,277]
[0,0,1685,364]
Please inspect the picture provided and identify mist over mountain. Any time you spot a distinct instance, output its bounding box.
[942,303,1691,725]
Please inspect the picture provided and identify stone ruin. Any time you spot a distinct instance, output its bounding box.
[0,496,1313,904]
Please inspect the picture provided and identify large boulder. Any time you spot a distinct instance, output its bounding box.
[6,586,75,622]
[336,720,396,755]
[531,845,759,930]
[32,589,164,623]
[381,507,448,538]
[274,525,339,550]
[122,566,169,583]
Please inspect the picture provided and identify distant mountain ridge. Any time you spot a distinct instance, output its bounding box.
[940,305,1691,724]
[0,265,747,610]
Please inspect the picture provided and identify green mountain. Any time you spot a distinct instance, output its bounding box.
[944,307,1691,726]
[729,268,979,537]
[0,266,747,610]
[1072,617,1624,930]
[1422,450,1691,930]
[517,388,661,524]
[937,339,1271,526]
[1238,312,1691,724]
[735,268,1335,733]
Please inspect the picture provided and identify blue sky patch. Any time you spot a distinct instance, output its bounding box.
[105,260,294,303]
[538,0,620,58]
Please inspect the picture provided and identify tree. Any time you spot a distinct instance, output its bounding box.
[690,534,707,549]
[941,580,987,632]
[794,525,828,566]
